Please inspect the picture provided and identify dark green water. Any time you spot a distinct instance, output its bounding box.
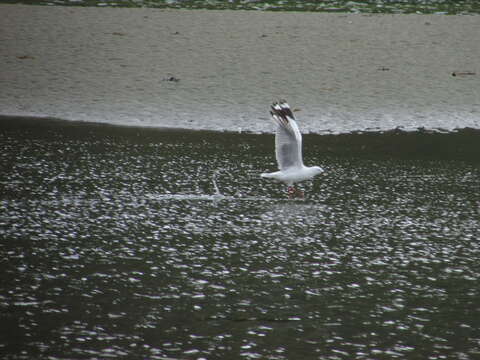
[2,0,479,14]
[1,118,480,359]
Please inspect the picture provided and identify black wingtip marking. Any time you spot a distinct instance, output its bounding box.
[270,100,295,122]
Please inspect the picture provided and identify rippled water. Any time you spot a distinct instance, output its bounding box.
[1,118,480,359]
[3,0,480,14]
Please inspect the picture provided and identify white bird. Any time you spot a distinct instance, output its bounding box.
[261,101,324,198]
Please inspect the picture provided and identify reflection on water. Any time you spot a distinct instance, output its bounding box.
[1,118,480,359]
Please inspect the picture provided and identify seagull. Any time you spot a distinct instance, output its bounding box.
[261,101,324,198]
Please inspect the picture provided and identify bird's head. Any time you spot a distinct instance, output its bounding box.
[311,166,324,176]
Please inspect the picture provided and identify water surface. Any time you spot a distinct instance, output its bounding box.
[2,0,480,14]
[1,118,479,359]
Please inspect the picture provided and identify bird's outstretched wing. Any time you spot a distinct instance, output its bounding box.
[270,101,304,170]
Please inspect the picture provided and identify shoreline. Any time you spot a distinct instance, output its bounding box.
[1,113,479,135]
[2,114,479,161]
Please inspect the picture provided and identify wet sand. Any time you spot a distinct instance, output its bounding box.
[1,5,479,133]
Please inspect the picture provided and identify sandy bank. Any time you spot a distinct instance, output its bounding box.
[0,5,479,132]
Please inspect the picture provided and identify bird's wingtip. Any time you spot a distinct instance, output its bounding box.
[270,100,295,121]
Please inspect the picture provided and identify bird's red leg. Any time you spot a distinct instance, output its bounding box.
[287,186,296,199]
[287,186,304,199]
[296,188,305,199]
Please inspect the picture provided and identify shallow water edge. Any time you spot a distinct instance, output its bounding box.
[2,115,479,161]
